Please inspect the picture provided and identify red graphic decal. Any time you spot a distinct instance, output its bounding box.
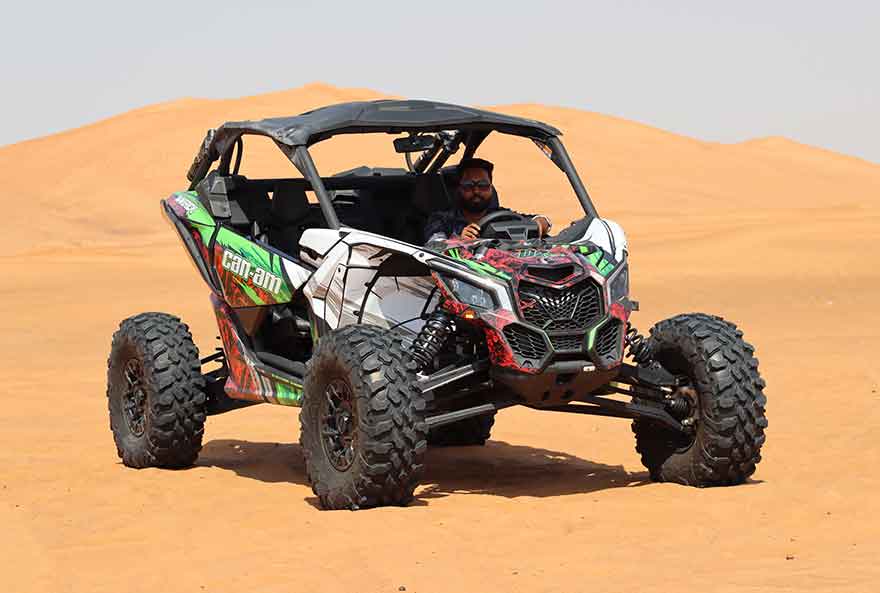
[190,228,210,262]
[519,298,537,310]
[211,295,264,402]
[481,310,540,374]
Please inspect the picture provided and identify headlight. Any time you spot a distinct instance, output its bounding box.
[440,275,496,309]
[609,264,629,302]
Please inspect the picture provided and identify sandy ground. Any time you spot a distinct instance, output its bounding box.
[2,84,879,592]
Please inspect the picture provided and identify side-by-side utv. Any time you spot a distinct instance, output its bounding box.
[106,100,767,509]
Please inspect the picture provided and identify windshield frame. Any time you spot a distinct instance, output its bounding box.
[281,129,598,232]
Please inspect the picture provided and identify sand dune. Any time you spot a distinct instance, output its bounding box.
[2,83,879,592]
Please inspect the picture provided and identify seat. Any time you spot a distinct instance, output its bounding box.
[195,173,271,236]
[268,184,312,256]
[333,190,384,234]
[411,174,452,216]
[226,181,271,234]
[392,174,451,244]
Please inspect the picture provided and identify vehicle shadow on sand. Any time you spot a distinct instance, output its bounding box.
[198,439,649,501]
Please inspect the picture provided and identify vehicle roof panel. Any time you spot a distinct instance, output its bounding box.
[213,99,561,150]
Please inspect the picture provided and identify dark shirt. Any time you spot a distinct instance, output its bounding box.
[423,206,504,243]
[423,206,541,244]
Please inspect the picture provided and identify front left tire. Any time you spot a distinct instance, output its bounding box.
[300,325,428,510]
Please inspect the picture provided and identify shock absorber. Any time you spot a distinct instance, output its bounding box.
[625,322,654,365]
[665,394,691,418]
[411,309,455,371]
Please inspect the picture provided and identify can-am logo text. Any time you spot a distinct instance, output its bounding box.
[221,250,283,294]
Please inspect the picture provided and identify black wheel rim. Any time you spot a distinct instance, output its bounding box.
[122,358,147,437]
[320,378,357,472]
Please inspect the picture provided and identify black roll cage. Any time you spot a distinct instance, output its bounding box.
[189,115,599,233]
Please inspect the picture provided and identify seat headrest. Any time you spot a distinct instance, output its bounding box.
[271,184,311,224]
[225,183,271,226]
[411,174,451,215]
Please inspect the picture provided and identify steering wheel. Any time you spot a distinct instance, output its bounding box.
[476,210,539,241]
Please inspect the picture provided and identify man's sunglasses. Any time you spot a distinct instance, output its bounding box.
[460,180,491,191]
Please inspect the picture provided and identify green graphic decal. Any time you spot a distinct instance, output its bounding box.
[514,248,557,259]
[587,324,598,351]
[172,191,215,244]
[582,248,615,277]
[269,373,304,406]
[446,248,512,280]
[173,191,215,226]
[215,228,293,305]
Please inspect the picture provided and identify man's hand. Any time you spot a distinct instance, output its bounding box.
[461,223,481,240]
[533,215,552,238]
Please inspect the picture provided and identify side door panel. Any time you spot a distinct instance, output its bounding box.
[212,227,312,308]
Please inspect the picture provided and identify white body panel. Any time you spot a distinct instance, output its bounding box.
[298,222,625,338]
[280,258,312,289]
[301,228,437,335]
[574,218,628,261]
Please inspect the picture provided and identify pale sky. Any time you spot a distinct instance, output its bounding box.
[2,0,878,162]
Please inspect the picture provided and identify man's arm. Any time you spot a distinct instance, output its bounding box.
[423,211,451,244]
[506,208,552,236]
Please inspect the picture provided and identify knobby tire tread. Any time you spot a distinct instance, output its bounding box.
[300,325,427,510]
[107,312,207,468]
[632,313,768,486]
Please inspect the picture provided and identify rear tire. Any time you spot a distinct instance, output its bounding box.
[107,313,207,468]
[632,313,767,486]
[428,412,495,446]
[300,325,428,510]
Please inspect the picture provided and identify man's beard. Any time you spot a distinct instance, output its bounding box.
[461,194,490,213]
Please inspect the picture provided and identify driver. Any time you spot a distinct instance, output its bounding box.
[423,158,552,243]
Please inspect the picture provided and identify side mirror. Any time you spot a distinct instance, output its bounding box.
[394,134,436,153]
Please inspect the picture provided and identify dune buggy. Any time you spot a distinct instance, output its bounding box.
[106,100,767,509]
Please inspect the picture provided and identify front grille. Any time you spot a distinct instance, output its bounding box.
[544,318,583,332]
[526,265,575,283]
[594,319,622,363]
[518,279,603,330]
[549,333,585,352]
[503,324,548,360]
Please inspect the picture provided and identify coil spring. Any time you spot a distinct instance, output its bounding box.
[411,310,454,371]
[666,395,690,418]
[625,322,653,364]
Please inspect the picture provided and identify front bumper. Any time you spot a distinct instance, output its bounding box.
[500,315,624,372]
[491,360,620,406]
